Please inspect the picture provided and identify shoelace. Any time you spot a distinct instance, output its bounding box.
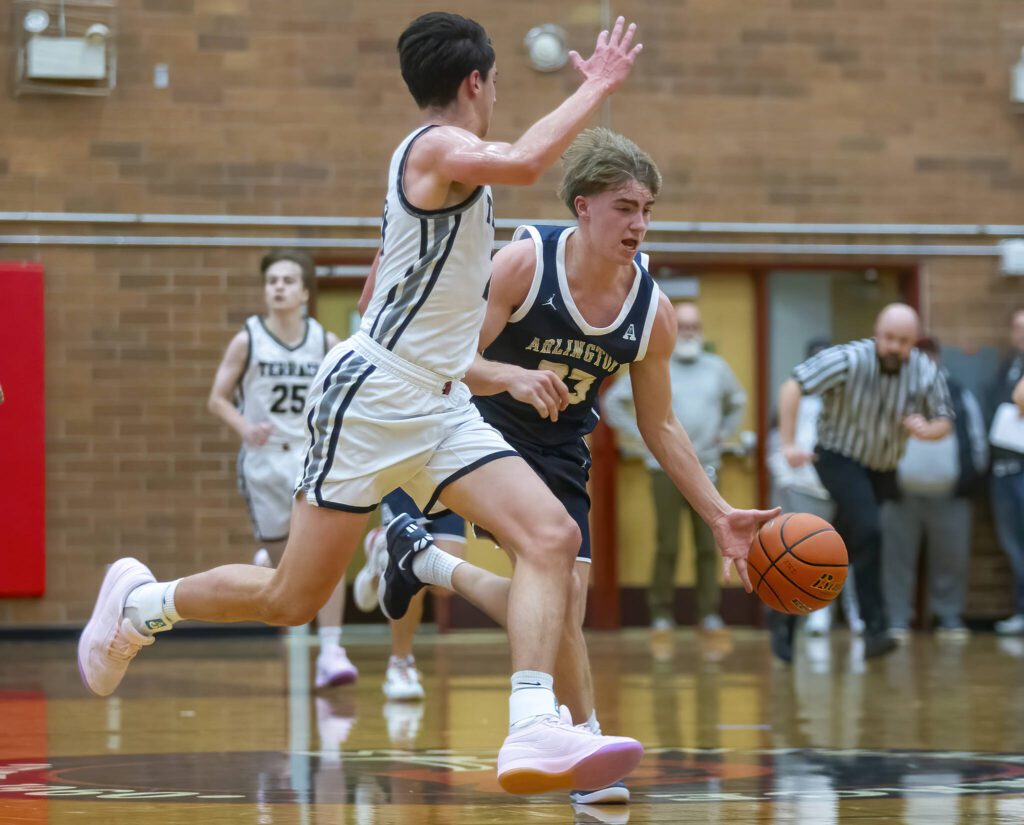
[106,621,153,661]
[389,658,418,685]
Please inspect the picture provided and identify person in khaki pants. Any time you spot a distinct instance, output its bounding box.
[603,302,746,632]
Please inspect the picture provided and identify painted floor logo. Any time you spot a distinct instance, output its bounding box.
[1,749,1024,805]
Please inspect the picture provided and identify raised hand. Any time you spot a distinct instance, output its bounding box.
[569,16,643,94]
[709,506,782,593]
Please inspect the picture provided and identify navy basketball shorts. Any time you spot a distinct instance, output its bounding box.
[480,434,593,562]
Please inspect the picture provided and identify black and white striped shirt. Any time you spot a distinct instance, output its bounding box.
[793,338,953,471]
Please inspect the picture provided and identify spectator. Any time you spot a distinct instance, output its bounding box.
[603,301,746,634]
[881,337,988,641]
[989,309,1024,636]
[773,303,954,661]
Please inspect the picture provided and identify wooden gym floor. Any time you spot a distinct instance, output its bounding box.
[1,626,1023,824]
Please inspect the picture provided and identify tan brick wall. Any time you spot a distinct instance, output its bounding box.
[1,1,1023,626]
[0,247,268,625]
[0,1,1021,221]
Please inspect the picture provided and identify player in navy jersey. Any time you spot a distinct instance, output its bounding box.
[375,128,781,805]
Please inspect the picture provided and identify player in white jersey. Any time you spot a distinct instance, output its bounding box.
[367,129,781,807]
[80,11,647,795]
[207,250,356,689]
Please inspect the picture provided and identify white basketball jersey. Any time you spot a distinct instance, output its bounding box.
[238,315,328,442]
[360,125,495,379]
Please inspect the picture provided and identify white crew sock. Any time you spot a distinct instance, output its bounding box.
[411,545,464,590]
[509,670,557,729]
[318,626,342,651]
[124,579,182,636]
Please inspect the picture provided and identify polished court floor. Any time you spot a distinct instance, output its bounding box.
[2,625,1024,824]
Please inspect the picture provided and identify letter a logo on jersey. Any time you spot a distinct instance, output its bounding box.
[623,324,637,342]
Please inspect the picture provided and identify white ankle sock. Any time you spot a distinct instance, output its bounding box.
[319,626,342,650]
[124,579,181,636]
[509,670,557,729]
[411,545,464,590]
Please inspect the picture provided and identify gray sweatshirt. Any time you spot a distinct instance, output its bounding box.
[602,351,747,472]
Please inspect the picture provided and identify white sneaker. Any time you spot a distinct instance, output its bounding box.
[315,646,358,689]
[353,527,386,613]
[382,655,425,701]
[253,548,272,568]
[996,614,1024,636]
[77,558,157,697]
[497,706,643,795]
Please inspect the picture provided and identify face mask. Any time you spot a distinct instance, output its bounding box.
[675,337,703,361]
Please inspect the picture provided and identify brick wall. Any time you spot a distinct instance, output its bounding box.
[0,0,1021,221]
[1,1,1023,626]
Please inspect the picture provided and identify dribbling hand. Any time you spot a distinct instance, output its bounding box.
[569,16,643,94]
[709,506,783,593]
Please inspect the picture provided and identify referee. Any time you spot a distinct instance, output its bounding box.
[773,303,954,661]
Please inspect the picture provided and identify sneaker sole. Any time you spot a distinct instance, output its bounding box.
[570,785,631,804]
[383,686,425,702]
[498,741,643,795]
[77,558,153,698]
[316,670,358,689]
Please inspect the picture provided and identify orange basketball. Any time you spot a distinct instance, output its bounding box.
[748,512,848,615]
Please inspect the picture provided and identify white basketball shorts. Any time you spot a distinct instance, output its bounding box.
[295,332,517,515]
[238,440,303,542]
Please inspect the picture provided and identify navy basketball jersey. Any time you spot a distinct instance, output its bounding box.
[474,224,661,446]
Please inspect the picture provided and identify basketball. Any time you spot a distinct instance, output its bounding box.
[748,513,848,615]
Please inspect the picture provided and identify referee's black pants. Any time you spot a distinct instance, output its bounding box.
[812,447,898,637]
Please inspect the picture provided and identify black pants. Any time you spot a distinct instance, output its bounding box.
[773,448,896,637]
[812,448,897,635]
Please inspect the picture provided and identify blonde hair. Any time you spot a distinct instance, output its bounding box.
[558,128,662,217]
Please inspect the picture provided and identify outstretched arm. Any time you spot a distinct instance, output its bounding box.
[408,17,643,195]
[631,294,778,591]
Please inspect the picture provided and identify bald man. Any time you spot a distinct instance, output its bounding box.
[773,303,953,662]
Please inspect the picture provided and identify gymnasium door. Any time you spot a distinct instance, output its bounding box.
[614,270,760,625]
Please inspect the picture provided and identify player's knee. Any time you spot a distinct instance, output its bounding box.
[259,586,319,627]
[533,514,581,566]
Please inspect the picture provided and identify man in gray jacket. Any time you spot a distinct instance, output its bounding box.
[604,302,747,632]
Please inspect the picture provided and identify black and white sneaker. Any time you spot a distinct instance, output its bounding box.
[377,514,433,621]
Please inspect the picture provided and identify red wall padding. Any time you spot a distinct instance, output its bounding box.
[0,262,46,596]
